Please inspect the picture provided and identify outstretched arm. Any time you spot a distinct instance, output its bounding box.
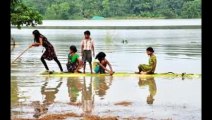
[98,60,114,75]
[29,38,43,48]
[106,59,113,72]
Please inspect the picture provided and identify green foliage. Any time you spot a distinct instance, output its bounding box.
[21,0,201,19]
[181,0,201,18]
[45,2,70,19]
[159,8,176,18]
[11,0,43,29]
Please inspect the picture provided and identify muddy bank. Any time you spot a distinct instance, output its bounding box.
[12,113,148,120]
[114,101,132,106]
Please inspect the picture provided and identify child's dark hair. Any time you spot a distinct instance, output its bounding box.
[70,45,77,52]
[95,52,106,61]
[146,47,154,53]
[84,30,90,35]
[32,30,41,42]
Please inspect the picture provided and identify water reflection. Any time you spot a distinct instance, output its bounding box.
[41,77,63,105]
[138,76,157,105]
[33,77,63,118]
[11,75,201,119]
[93,76,113,99]
[11,76,18,106]
[82,77,94,114]
[67,77,82,103]
[66,76,113,114]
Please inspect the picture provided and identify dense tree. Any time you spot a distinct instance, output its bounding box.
[45,2,70,19]
[21,0,201,19]
[11,0,43,29]
[181,0,201,18]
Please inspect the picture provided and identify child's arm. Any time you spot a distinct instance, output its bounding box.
[75,58,83,72]
[67,55,70,63]
[98,62,110,72]
[92,40,95,57]
[106,59,113,72]
[80,40,84,56]
[29,38,42,48]
[107,60,114,75]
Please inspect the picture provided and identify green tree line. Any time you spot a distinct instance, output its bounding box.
[22,0,201,20]
[11,0,43,29]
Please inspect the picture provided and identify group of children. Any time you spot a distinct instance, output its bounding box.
[66,30,114,75]
[29,30,157,75]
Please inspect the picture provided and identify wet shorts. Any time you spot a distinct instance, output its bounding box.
[82,50,92,63]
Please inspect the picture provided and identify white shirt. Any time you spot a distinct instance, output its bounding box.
[81,38,94,50]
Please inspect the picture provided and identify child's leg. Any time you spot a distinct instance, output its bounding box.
[66,63,70,72]
[138,64,143,72]
[41,57,49,71]
[135,64,143,74]
[53,57,63,72]
[83,62,86,73]
[87,50,92,74]
[82,50,86,73]
[89,62,93,74]
[66,63,74,72]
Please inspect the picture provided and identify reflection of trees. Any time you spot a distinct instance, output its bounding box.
[82,77,94,114]
[41,77,63,105]
[93,76,113,99]
[67,77,82,103]
[138,76,157,104]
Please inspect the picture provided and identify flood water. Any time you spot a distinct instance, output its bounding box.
[11,20,201,120]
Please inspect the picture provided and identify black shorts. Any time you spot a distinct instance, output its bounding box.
[82,50,92,63]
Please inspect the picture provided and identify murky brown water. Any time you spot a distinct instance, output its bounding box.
[11,27,201,120]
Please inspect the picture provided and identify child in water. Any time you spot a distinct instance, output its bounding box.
[135,47,157,74]
[66,45,83,73]
[94,52,114,75]
[81,30,95,74]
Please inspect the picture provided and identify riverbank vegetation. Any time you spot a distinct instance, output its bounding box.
[22,0,201,20]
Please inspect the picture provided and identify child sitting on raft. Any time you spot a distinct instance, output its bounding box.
[135,47,157,74]
[66,45,83,73]
[93,52,114,75]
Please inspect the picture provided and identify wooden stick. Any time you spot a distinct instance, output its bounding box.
[12,47,30,64]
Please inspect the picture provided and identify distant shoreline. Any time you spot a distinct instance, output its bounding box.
[11,26,201,29]
[11,19,201,29]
